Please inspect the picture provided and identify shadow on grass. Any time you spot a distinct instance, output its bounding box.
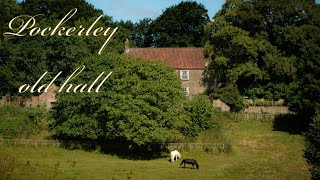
[272,113,309,134]
[99,143,169,160]
[56,139,170,160]
[179,166,198,170]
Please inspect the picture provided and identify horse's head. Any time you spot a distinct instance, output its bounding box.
[192,159,199,169]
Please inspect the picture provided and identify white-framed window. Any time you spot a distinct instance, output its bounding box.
[180,70,189,80]
[182,87,189,96]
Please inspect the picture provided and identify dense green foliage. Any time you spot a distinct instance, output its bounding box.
[183,95,215,137]
[0,1,210,97]
[1,0,319,174]
[147,1,209,47]
[0,0,214,149]
[204,0,320,113]
[130,18,153,48]
[0,0,124,96]
[211,86,245,112]
[52,53,190,146]
[0,105,50,138]
[127,1,210,48]
[205,0,320,175]
[304,113,320,179]
[287,24,320,120]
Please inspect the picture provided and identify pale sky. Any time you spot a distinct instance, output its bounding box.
[16,0,320,23]
[86,0,225,22]
[86,0,320,22]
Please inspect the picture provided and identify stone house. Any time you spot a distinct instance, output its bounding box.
[124,43,207,98]
[0,84,58,109]
[25,84,58,109]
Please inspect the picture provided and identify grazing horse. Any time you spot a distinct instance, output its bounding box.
[180,158,199,169]
[170,150,181,162]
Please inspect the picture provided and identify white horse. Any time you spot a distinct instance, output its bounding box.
[170,150,181,162]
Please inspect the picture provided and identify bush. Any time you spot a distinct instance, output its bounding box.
[211,86,245,112]
[0,105,50,138]
[183,95,215,137]
[52,53,190,146]
[304,113,320,180]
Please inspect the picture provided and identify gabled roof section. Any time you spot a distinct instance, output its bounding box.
[126,47,206,70]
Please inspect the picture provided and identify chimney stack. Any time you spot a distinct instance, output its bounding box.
[125,38,129,53]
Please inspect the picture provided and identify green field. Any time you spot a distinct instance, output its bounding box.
[0,115,310,180]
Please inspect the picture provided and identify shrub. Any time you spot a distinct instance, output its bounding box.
[0,105,51,138]
[304,113,320,179]
[184,95,215,137]
[52,53,190,147]
[211,86,245,112]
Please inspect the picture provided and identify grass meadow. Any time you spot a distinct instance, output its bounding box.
[0,113,310,179]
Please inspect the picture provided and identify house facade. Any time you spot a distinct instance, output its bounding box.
[124,41,207,98]
[0,84,58,109]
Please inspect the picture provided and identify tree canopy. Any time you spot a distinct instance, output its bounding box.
[51,53,190,146]
[146,1,210,47]
[0,0,126,96]
[304,113,320,179]
[204,0,320,114]
[205,1,320,177]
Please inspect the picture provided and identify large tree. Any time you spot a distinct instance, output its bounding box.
[0,0,130,96]
[0,0,23,96]
[52,53,190,147]
[148,1,210,47]
[20,0,103,20]
[304,113,320,179]
[131,18,153,48]
[205,0,320,177]
[204,0,319,106]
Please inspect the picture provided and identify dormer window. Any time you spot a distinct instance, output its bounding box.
[180,70,189,80]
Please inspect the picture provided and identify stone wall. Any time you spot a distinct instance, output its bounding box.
[212,99,230,112]
[0,85,58,109]
[243,106,289,114]
[212,99,290,114]
[0,95,10,106]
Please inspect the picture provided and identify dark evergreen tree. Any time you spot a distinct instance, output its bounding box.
[204,0,320,110]
[148,1,210,47]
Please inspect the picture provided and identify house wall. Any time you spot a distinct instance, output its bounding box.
[0,85,58,109]
[175,69,205,98]
[26,85,58,109]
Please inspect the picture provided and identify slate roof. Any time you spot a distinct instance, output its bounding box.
[126,47,206,70]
